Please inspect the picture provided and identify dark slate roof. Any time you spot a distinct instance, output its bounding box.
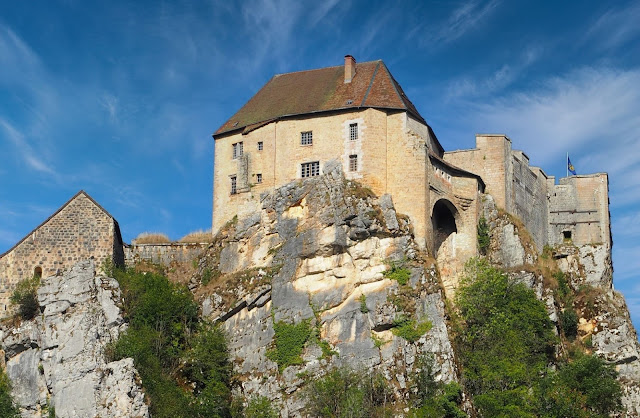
[214,60,428,137]
[0,190,121,258]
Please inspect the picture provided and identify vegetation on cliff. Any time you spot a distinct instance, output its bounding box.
[9,275,40,320]
[106,266,232,417]
[0,370,20,418]
[454,258,622,417]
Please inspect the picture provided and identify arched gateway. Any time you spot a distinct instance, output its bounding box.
[431,198,459,256]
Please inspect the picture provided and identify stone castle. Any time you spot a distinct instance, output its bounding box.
[0,55,611,315]
[212,55,610,259]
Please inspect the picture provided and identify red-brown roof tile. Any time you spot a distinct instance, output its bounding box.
[214,60,428,137]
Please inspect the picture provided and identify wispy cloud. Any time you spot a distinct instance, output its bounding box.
[585,2,640,50]
[445,46,541,100]
[412,0,500,48]
[0,118,58,176]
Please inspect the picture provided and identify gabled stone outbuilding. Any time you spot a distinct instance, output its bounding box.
[0,190,124,315]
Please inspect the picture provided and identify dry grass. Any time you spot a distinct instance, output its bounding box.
[178,229,214,243]
[133,232,171,244]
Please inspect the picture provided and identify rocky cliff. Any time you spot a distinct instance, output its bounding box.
[0,260,148,417]
[191,161,640,416]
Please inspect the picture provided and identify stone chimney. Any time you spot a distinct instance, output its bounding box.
[344,55,356,83]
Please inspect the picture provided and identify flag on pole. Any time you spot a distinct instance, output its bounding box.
[568,155,576,175]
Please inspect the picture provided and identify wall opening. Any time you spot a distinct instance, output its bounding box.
[34,266,42,279]
[563,230,572,241]
[432,199,458,256]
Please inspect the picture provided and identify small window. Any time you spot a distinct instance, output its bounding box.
[257,141,263,151]
[301,161,320,178]
[349,154,358,172]
[301,131,313,146]
[349,123,358,140]
[34,266,42,279]
[230,176,237,194]
[232,142,243,159]
[563,230,572,240]
[256,173,262,183]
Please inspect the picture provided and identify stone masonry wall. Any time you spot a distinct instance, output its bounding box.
[0,192,121,315]
[548,174,611,248]
[124,243,207,268]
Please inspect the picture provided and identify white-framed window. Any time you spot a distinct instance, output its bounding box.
[232,142,243,159]
[256,173,262,183]
[349,123,358,140]
[257,141,263,151]
[301,161,320,178]
[230,175,237,194]
[301,131,313,146]
[349,154,358,172]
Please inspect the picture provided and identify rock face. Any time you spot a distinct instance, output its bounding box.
[0,260,148,418]
[195,161,458,416]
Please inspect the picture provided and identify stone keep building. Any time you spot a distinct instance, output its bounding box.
[0,191,124,314]
[212,56,611,257]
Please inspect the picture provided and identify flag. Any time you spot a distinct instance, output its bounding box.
[568,156,576,175]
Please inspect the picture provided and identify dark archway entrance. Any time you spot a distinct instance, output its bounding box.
[432,199,458,256]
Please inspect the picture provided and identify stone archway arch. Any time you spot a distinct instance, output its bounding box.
[431,198,460,257]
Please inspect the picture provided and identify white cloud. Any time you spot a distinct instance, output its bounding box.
[415,0,500,47]
[585,2,640,50]
[0,118,58,176]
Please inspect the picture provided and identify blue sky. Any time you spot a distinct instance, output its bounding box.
[1,1,639,328]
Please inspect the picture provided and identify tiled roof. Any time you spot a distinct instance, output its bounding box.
[214,60,427,137]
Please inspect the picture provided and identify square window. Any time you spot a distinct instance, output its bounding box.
[349,123,358,140]
[232,142,243,159]
[301,131,313,146]
[256,173,262,183]
[257,141,263,151]
[230,176,237,194]
[301,161,320,178]
[349,154,358,172]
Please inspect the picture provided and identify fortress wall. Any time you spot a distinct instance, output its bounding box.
[124,243,207,268]
[386,113,430,248]
[0,193,119,314]
[548,174,610,248]
[510,151,549,251]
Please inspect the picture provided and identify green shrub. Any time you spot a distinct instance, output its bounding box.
[411,354,465,418]
[245,396,278,418]
[560,308,579,339]
[359,294,369,313]
[391,316,432,343]
[554,271,572,305]
[10,275,40,320]
[455,258,556,415]
[109,267,231,417]
[383,264,411,285]
[0,371,20,418]
[266,319,312,372]
[305,368,393,417]
[477,217,490,255]
[538,354,622,417]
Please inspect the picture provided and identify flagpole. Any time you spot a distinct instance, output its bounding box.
[566,152,568,177]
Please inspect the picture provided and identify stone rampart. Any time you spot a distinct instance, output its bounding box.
[124,243,207,268]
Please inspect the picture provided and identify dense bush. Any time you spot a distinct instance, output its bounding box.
[306,368,393,417]
[10,275,40,320]
[266,319,312,371]
[559,308,578,339]
[391,315,432,343]
[244,396,279,418]
[477,217,490,255]
[0,371,20,417]
[109,268,231,417]
[455,258,556,416]
[412,355,465,418]
[538,354,622,417]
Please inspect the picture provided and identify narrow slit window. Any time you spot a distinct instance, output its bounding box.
[349,123,358,140]
[349,154,358,172]
[230,176,237,194]
[256,173,262,183]
[232,142,243,159]
[257,141,263,151]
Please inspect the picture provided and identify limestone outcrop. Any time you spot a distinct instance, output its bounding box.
[0,260,148,418]
[194,161,459,416]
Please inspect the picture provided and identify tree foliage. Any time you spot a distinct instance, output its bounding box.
[10,275,40,320]
[0,371,20,418]
[109,268,232,417]
[477,217,490,255]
